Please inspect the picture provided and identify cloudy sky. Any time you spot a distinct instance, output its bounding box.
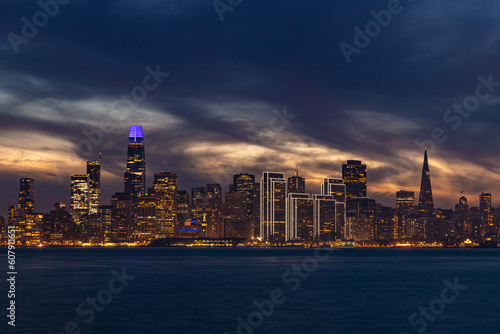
[1,0,500,214]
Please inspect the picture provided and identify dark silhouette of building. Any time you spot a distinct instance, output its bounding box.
[454,195,469,237]
[417,149,434,238]
[342,160,367,199]
[124,126,146,198]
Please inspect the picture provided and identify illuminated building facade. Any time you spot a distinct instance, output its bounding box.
[192,184,223,238]
[287,167,305,194]
[70,173,89,224]
[396,190,415,239]
[224,190,251,238]
[346,197,376,241]
[124,125,146,198]
[286,193,313,241]
[312,194,336,240]
[98,205,112,242]
[342,160,367,199]
[260,172,287,242]
[177,190,190,222]
[110,193,133,241]
[454,196,469,236]
[321,178,346,239]
[136,195,156,240]
[479,192,492,236]
[87,156,101,215]
[154,172,178,238]
[375,205,395,240]
[251,182,260,239]
[18,177,35,215]
[233,173,255,221]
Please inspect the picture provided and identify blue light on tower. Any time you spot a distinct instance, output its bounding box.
[128,125,144,143]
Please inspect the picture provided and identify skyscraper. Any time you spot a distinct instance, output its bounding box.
[479,192,492,236]
[396,190,415,239]
[192,184,223,238]
[286,193,313,241]
[87,155,101,215]
[287,167,305,193]
[233,173,255,221]
[342,160,367,199]
[18,178,35,215]
[321,178,346,238]
[154,172,178,238]
[124,125,146,198]
[70,173,89,224]
[418,149,434,238]
[454,195,469,236]
[260,172,287,242]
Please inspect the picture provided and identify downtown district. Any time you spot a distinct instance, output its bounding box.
[2,126,499,248]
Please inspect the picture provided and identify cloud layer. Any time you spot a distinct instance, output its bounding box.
[1,0,500,213]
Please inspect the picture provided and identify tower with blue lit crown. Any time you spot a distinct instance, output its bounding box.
[124,126,146,198]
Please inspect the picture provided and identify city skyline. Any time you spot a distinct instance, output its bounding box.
[5,125,497,218]
[2,1,500,215]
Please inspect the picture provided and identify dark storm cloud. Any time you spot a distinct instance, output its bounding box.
[1,0,500,213]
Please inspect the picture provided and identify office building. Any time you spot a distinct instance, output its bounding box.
[154,172,178,238]
[124,125,146,198]
[18,178,35,215]
[87,155,101,215]
[417,149,434,238]
[342,160,367,199]
[260,172,287,242]
[287,167,305,194]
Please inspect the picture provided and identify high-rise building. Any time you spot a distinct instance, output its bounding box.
[233,173,255,221]
[260,172,287,242]
[110,193,133,241]
[251,182,260,239]
[321,178,346,202]
[346,197,376,241]
[375,205,395,240]
[177,190,191,223]
[454,196,469,236]
[479,192,492,236]
[287,167,305,193]
[153,172,178,238]
[286,193,313,241]
[321,178,346,238]
[18,178,35,215]
[124,125,146,198]
[312,194,336,241]
[87,155,101,215]
[98,205,112,242]
[70,173,89,224]
[417,149,434,238]
[224,190,251,238]
[396,190,415,239]
[136,195,156,240]
[192,184,223,238]
[342,160,367,199]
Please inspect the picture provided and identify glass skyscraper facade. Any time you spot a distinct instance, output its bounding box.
[124,125,146,198]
